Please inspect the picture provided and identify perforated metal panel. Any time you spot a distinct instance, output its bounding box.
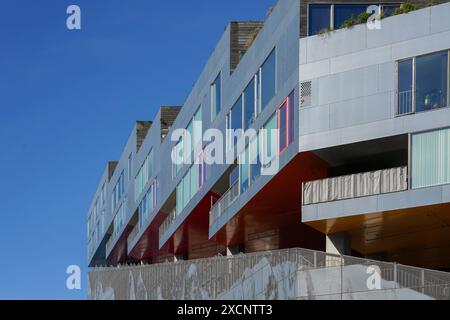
[300,81,312,107]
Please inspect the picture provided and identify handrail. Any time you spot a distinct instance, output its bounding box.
[209,181,240,227]
[89,247,450,300]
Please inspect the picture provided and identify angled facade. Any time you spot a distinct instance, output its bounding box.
[88,0,450,283]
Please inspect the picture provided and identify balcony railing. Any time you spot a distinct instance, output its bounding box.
[397,90,413,115]
[302,166,408,206]
[89,247,450,300]
[209,181,240,227]
[159,210,177,240]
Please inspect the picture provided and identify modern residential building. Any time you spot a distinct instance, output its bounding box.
[88,0,450,299]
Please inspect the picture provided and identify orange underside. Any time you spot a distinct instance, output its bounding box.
[306,202,450,269]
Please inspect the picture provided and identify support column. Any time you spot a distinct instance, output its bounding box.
[326,232,351,256]
[174,253,188,262]
[226,244,244,256]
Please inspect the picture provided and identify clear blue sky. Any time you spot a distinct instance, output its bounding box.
[0,0,275,299]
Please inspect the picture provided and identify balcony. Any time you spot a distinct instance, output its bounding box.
[159,210,177,240]
[302,167,408,206]
[127,224,139,248]
[209,181,240,227]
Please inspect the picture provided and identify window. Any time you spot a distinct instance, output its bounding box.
[416,51,448,113]
[139,179,157,228]
[262,113,277,166]
[173,106,203,179]
[412,127,450,189]
[113,202,126,238]
[397,50,449,115]
[239,146,250,194]
[135,150,153,200]
[193,106,202,151]
[175,156,206,216]
[231,96,243,131]
[309,4,331,36]
[308,4,401,36]
[183,170,190,209]
[112,171,124,211]
[250,135,261,182]
[176,182,183,216]
[397,59,413,114]
[382,4,400,17]
[230,166,239,187]
[244,78,256,130]
[198,151,206,189]
[101,183,106,206]
[333,4,368,29]
[277,91,295,155]
[211,73,221,120]
[173,138,183,178]
[128,153,132,182]
[226,96,243,151]
[260,49,276,111]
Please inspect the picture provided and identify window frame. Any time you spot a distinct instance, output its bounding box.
[259,48,277,113]
[276,93,294,156]
[396,49,450,116]
[211,72,222,121]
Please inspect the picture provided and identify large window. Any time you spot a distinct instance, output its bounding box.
[416,51,448,113]
[112,171,124,211]
[333,4,368,29]
[397,59,413,114]
[244,78,256,130]
[260,49,276,111]
[262,113,277,167]
[277,91,295,154]
[309,4,331,36]
[173,106,202,178]
[128,153,132,182]
[135,150,153,200]
[175,153,206,216]
[239,146,250,194]
[139,179,157,228]
[412,127,450,189]
[113,201,126,238]
[211,73,221,120]
[397,50,449,115]
[226,96,243,151]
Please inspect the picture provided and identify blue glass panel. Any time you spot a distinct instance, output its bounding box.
[334,4,369,29]
[416,51,448,113]
[383,4,399,17]
[398,59,413,114]
[244,78,255,130]
[309,4,331,36]
[261,49,276,110]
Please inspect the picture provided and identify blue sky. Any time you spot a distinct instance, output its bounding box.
[0,0,275,299]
